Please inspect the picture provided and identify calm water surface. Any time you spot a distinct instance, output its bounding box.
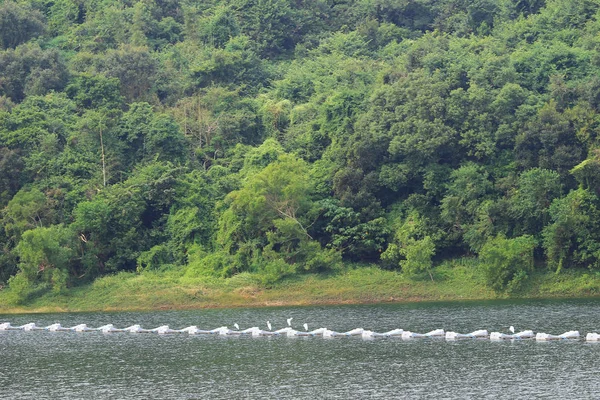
[1,299,600,399]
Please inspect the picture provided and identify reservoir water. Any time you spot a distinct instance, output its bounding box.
[1,299,600,398]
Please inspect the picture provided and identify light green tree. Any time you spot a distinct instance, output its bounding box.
[480,234,536,292]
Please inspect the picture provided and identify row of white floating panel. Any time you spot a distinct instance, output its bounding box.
[1,323,599,341]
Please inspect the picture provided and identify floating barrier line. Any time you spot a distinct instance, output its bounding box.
[1,322,598,341]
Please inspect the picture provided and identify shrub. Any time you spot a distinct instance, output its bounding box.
[480,235,536,292]
[6,272,32,305]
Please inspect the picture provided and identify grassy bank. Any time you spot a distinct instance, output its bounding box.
[1,260,600,314]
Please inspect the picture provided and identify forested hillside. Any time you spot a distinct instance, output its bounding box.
[2,0,600,304]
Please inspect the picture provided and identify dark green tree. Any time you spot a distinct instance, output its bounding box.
[0,1,45,49]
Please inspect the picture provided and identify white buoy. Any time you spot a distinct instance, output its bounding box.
[71,324,95,332]
[151,325,179,334]
[96,324,124,333]
[124,324,153,333]
[308,328,327,336]
[178,326,212,335]
[401,331,423,339]
[425,329,445,338]
[344,328,365,336]
[586,332,600,341]
[18,323,38,331]
[514,330,534,339]
[492,329,535,340]
[0,321,594,345]
[403,329,445,339]
[470,329,489,338]
[560,330,580,339]
[446,330,488,340]
[361,330,375,339]
[246,327,278,337]
[46,323,70,332]
[323,329,347,338]
[490,332,510,340]
[0,323,12,330]
[209,326,230,335]
[274,327,293,335]
[536,331,580,341]
[382,328,404,337]
[361,330,386,339]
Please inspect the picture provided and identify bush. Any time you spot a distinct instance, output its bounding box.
[302,246,342,273]
[479,235,536,292]
[6,272,32,305]
[185,250,233,278]
[137,244,176,272]
[258,258,296,286]
[51,268,68,295]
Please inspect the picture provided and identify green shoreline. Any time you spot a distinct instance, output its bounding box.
[2,262,600,314]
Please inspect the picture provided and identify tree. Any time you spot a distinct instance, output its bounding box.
[542,188,600,272]
[189,35,267,92]
[119,103,187,165]
[230,0,310,57]
[102,45,158,102]
[570,150,600,196]
[197,6,240,48]
[15,225,75,293]
[480,234,536,292]
[316,198,387,260]
[72,162,182,275]
[0,1,45,49]
[509,168,562,235]
[3,187,50,243]
[0,147,25,206]
[65,74,124,111]
[0,44,69,102]
[381,212,436,280]
[440,162,493,249]
[171,87,263,167]
[515,101,585,176]
[216,153,339,279]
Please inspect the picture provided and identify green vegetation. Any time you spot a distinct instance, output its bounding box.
[3,0,600,309]
[2,260,600,313]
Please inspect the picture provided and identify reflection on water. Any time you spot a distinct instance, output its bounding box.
[1,299,600,398]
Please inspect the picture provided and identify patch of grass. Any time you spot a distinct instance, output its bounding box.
[1,260,599,313]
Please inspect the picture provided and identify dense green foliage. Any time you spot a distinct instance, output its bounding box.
[3,0,600,303]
